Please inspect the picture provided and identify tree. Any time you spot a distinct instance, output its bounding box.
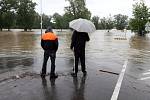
[16,0,36,31]
[42,14,53,29]
[98,17,114,30]
[129,1,150,35]
[91,16,99,29]
[62,13,70,29]
[0,7,4,31]
[114,14,128,30]
[64,0,91,21]
[0,0,18,31]
[53,13,64,30]
[99,17,107,29]
[105,16,114,30]
[33,12,41,29]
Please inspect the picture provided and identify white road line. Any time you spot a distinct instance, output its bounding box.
[148,69,150,71]
[139,76,150,80]
[111,60,128,100]
[142,72,150,75]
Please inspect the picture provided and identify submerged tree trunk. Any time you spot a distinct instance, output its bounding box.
[8,28,10,31]
[24,28,27,31]
[138,29,145,36]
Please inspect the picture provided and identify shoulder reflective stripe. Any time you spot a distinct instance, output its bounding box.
[42,32,57,40]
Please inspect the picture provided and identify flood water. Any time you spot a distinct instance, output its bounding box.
[1,29,150,99]
[0,30,150,75]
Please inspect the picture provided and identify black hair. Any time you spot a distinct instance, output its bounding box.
[45,26,53,33]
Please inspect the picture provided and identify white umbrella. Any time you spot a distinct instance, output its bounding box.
[145,21,150,32]
[69,18,96,33]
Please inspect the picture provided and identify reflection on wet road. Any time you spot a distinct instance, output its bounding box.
[71,76,86,100]
[0,30,150,100]
[41,78,58,100]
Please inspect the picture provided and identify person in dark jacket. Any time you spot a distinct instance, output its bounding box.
[41,26,58,79]
[70,30,90,77]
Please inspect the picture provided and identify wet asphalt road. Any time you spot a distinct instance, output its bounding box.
[0,30,150,100]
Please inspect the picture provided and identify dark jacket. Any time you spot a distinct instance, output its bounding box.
[70,30,90,52]
[41,32,58,52]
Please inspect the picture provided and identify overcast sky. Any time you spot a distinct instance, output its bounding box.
[33,0,150,18]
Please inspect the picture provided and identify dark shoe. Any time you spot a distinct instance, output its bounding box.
[40,74,46,79]
[71,73,77,77]
[50,74,58,79]
[83,71,87,76]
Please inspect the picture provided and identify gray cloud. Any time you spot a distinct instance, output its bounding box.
[33,0,150,17]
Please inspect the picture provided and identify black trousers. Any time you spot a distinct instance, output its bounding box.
[42,50,56,75]
[74,50,86,73]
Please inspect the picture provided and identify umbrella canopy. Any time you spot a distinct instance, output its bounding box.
[69,18,96,33]
[145,21,150,32]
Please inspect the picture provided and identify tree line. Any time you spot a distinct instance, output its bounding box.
[0,0,150,35]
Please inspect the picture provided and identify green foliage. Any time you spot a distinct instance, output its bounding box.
[0,0,38,31]
[42,14,53,29]
[91,16,99,29]
[64,0,91,20]
[98,17,114,30]
[129,18,138,31]
[99,17,107,29]
[129,1,150,35]
[16,0,36,31]
[114,14,128,30]
[2,11,15,30]
[0,10,4,31]
[105,17,114,30]
[62,13,71,28]
[32,12,41,29]
[0,0,18,31]
[53,13,64,29]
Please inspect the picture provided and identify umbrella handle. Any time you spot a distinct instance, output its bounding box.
[72,51,75,73]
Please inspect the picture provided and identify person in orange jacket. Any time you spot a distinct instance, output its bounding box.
[41,26,58,79]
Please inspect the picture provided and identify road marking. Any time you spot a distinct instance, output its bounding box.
[139,76,150,80]
[148,69,150,71]
[111,60,128,100]
[142,72,150,75]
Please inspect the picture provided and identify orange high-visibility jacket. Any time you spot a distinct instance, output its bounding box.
[41,32,58,51]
